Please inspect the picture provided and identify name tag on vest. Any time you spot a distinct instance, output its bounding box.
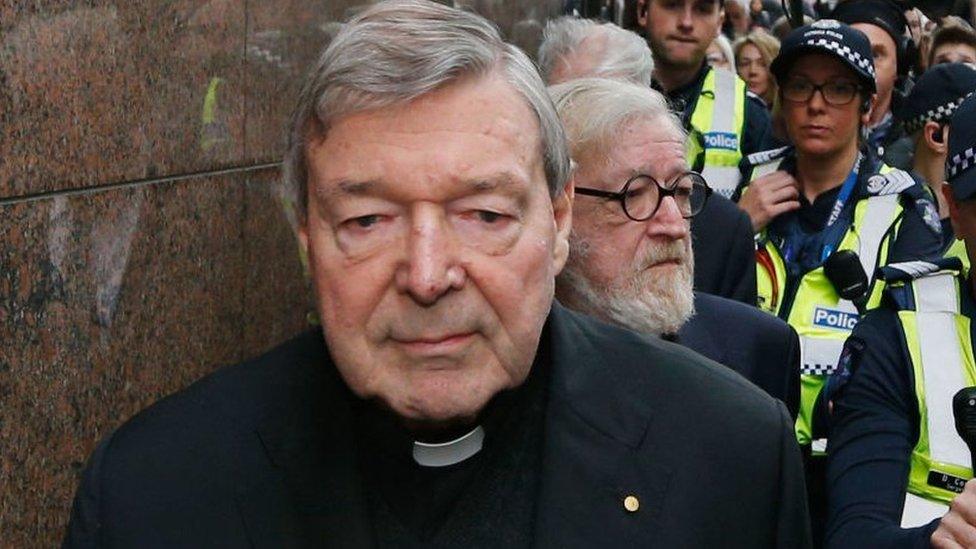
[928,470,967,494]
[812,307,859,331]
[703,131,739,151]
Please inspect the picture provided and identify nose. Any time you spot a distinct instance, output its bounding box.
[644,196,690,241]
[395,206,466,305]
[678,5,694,29]
[807,86,828,113]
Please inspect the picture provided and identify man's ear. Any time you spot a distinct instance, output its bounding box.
[717,8,726,37]
[923,120,948,155]
[552,176,575,274]
[943,183,962,238]
[861,94,877,126]
[637,0,650,26]
[297,217,310,258]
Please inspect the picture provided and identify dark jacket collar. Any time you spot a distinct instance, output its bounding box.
[237,302,667,547]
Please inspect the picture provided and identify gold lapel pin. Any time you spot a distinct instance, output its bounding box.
[623,495,640,513]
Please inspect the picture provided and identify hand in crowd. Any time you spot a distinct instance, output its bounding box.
[738,170,801,232]
[932,480,976,548]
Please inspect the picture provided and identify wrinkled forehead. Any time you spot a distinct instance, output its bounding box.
[306,74,548,197]
[599,118,687,180]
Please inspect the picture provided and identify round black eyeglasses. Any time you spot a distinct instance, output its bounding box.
[575,171,712,221]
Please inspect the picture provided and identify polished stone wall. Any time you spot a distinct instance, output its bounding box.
[0,0,563,546]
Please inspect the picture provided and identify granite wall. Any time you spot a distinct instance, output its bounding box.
[0,0,564,545]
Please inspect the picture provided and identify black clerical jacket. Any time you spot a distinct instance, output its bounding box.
[63,303,811,548]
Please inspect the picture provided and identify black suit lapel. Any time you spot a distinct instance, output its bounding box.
[535,304,673,547]
[237,362,373,548]
[675,292,727,366]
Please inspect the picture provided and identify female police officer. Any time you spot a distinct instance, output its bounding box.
[736,19,943,541]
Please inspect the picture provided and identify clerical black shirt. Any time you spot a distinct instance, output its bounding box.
[353,327,551,548]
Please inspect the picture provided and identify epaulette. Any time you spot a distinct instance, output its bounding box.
[877,257,963,283]
[879,257,964,311]
[745,146,790,167]
[866,169,943,236]
[864,169,918,197]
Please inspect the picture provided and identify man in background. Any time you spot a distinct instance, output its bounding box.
[550,76,800,418]
[540,16,757,304]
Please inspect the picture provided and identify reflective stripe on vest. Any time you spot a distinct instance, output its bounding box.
[897,272,976,526]
[688,68,746,200]
[756,195,904,446]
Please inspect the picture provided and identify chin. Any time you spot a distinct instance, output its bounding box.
[390,369,510,425]
[796,140,839,157]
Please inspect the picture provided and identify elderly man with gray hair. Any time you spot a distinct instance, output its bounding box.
[538,16,654,85]
[550,74,801,420]
[64,2,808,547]
[538,16,758,305]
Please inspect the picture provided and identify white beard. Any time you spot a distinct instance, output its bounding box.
[559,233,696,336]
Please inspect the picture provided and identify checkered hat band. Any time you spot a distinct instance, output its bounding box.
[801,363,838,376]
[905,97,966,134]
[803,38,875,78]
[948,146,976,180]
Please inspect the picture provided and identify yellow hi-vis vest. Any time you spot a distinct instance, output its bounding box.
[754,161,912,448]
[946,237,971,275]
[883,263,976,527]
[687,68,747,201]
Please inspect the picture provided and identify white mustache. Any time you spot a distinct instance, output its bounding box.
[634,239,689,271]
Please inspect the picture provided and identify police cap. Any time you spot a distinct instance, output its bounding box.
[899,63,976,135]
[770,19,877,93]
[946,92,976,200]
[830,0,907,53]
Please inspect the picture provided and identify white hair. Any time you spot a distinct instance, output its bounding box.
[559,231,696,336]
[538,17,654,86]
[283,0,571,219]
[549,77,695,336]
[711,34,735,67]
[547,77,685,162]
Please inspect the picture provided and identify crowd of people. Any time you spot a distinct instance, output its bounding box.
[59,0,976,547]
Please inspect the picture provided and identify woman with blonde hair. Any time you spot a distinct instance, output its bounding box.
[734,29,780,109]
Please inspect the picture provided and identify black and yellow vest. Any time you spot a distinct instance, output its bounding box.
[748,148,915,449]
[879,259,975,527]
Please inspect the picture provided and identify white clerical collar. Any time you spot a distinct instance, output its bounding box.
[412,425,485,467]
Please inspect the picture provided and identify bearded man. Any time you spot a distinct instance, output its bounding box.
[551,77,800,419]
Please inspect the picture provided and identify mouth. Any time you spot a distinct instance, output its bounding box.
[646,258,682,269]
[668,36,699,45]
[801,125,831,134]
[392,332,476,355]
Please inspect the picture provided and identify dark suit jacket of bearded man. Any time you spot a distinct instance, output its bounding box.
[63,303,812,548]
[676,291,802,421]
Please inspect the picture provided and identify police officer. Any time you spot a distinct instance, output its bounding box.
[739,20,943,541]
[830,0,916,169]
[900,63,976,267]
[637,0,772,200]
[825,93,976,548]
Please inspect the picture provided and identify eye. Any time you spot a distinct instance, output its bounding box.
[341,214,385,231]
[475,210,505,223]
[832,83,853,92]
[353,215,380,228]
